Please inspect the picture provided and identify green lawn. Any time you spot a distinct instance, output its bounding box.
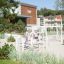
[0,60,21,64]
[0,58,64,64]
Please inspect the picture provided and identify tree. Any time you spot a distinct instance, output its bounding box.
[14,19,26,33]
[56,0,64,10]
[37,8,64,16]
[0,0,19,22]
[37,8,56,16]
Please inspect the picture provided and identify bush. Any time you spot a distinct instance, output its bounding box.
[0,32,4,39]
[0,18,26,33]
[0,44,16,59]
[1,44,10,59]
[0,24,4,32]
[7,36,15,42]
[14,19,26,33]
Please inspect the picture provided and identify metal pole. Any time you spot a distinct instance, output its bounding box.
[44,19,48,49]
[61,19,63,44]
[56,23,59,40]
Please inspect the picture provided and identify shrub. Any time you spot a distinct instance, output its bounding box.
[7,35,15,42]
[0,32,4,39]
[0,44,16,59]
[14,19,26,33]
[0,18,26,33]
[0,24,4,32]
[0,44,10,59]
[1,44,10,59]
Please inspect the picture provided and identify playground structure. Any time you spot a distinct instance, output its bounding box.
[0,15,63,53]
[27,15,63,42]
[24,15,63,51]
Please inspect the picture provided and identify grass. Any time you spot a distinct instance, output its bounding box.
[0,60,18,64]
[0,51,64,64]
[20,51,64,64]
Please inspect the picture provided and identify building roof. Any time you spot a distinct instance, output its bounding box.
[17,15,31,18]
[38,15,44,18]
[21,3,37,8]
[55,15,62,22]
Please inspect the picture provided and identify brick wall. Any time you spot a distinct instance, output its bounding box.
[21,5,37,24]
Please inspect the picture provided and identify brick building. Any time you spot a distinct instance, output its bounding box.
[16,3,37,25]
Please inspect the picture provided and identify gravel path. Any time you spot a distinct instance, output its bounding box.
[43,35,64,59]
[0,33,64,59]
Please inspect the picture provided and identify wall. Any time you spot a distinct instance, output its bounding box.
[21,5,37,24]
[37,18,40,26]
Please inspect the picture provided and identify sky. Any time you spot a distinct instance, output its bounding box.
[19,0,56,10]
